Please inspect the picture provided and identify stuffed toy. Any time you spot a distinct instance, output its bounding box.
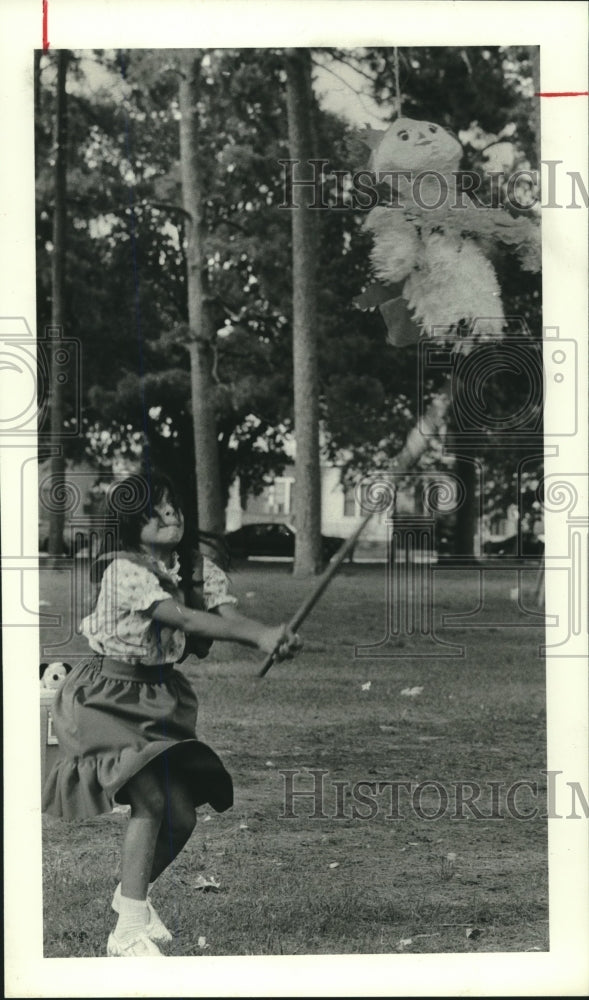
[356,117,541,345]
[40,661,72,690]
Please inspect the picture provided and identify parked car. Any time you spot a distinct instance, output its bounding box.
[224,522,347,563]
[483,532,545,558]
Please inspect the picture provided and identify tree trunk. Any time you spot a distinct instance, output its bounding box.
[178,51,224,549]
[452,451,478,559]
[527,46,541,168]
[47,49,68,557]
[285,48,322,577]
[34,50,42,178]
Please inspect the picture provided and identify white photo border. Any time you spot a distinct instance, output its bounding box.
[1,1,587,996]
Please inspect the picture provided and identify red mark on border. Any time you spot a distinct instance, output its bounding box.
[535,91,588,97]
[43,0,49,51]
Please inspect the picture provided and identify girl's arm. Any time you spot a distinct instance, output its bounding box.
[214,603,302,659]
[149,598,289,656]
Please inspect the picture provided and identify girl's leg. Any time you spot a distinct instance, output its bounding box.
[148,769,197,883]
[113,757,196,942]
[120,763,167,900]
[108,762,168,955]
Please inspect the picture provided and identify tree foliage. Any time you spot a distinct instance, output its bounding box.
[35,45,542,545]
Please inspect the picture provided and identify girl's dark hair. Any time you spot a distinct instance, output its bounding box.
[90,470,229,593]
[109,472,181,551]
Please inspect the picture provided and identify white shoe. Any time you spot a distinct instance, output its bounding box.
[144,899,173,943]
[107,931,163,957]
[112,893,172,944]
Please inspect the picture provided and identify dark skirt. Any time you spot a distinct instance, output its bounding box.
[41,654,233,820]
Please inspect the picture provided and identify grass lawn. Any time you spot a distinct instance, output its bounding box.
[40,560,548,957]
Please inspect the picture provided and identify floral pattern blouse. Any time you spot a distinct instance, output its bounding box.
[81,553,237,665]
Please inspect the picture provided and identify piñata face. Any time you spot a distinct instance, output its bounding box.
[371,117,462,173]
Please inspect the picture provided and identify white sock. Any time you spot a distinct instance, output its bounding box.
[113,881,155,911]
[114,895,149,941]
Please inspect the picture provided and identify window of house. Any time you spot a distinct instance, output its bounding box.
[264,478,292,515]
[343,483,357,517]
[344,482,389,521]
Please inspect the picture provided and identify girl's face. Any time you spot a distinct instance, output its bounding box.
[139,493,184,551]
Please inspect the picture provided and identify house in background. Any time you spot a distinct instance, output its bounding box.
[36,453,520,561]
[225,462,420,561]
[226,457,527,561]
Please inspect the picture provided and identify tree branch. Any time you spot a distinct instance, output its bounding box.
[323,50,379,85]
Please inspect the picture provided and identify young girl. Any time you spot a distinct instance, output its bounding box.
[42,472,301,958]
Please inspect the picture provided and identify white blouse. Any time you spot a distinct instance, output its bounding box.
[81,555,237,665]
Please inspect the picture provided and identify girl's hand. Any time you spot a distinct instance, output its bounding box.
[276,626,303,661]
[258,625,303,661]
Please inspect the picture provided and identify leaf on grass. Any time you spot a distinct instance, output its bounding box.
[63,929,88,942]
[400,686,424,697]
[194,875,220,892]
[197,936,208,948]
[397,937,413,949]
[328,862,340,869]
[239,822,249,830]
[265,760,275,767]
[361,681,372,691]
[466,927,481,939]
[202,814,212,822]
[446,852,457,862]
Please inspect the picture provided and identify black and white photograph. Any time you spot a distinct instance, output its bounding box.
[2,1,588,997]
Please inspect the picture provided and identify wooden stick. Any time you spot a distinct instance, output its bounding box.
[258,510,375,676]
[258,380,452,677]
[533,554,545,607]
